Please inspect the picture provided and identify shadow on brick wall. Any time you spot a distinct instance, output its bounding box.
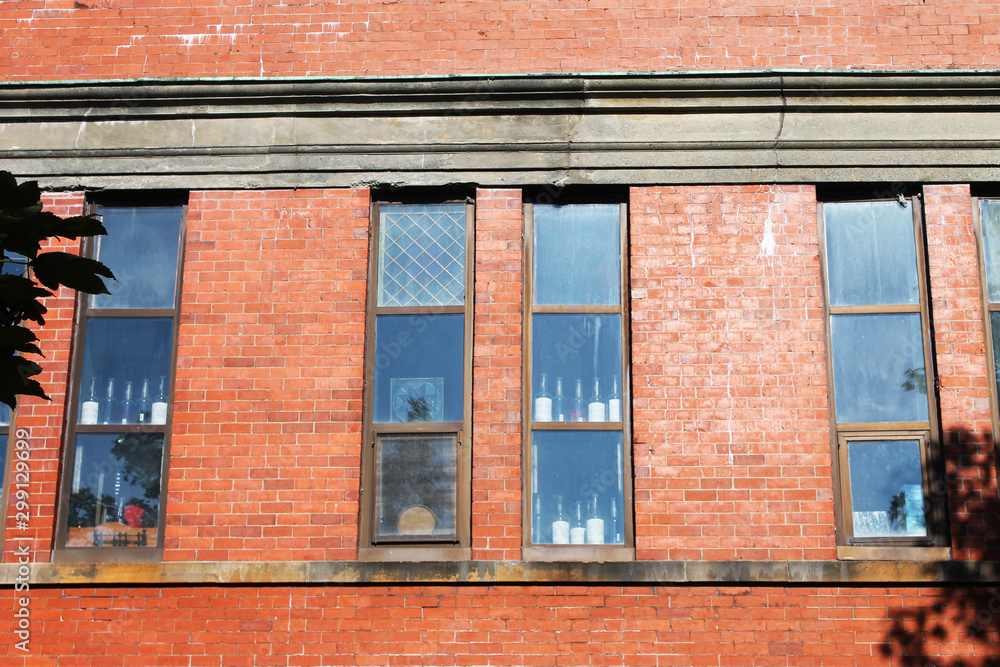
[879,427,1000,666]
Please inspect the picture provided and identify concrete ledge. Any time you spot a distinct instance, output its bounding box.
[2,559,998,587]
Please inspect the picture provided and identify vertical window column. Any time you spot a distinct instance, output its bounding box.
[821,194,944,547]
[524,202,632,559]
[360,201,474,559]
[56,202,185,559]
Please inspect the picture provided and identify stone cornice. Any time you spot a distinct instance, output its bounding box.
[2,70,999,188]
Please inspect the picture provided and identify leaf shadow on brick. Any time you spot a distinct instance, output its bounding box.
[879,427,1000,667]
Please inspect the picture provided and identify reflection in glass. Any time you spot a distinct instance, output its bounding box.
[65,432,163,547]
[992,313,1000,402]
[373,314,464,423]
[378,204,466,308]
[78,318,173,425]
[981,200,1000,302]
[91,206,182,310]
[0,434,7,504]
[532,314,622,423]
[375,435,457,541]
[824,201,919,307]
[848,440,926,538]
[534,204,621,306]
[530,430,625,545]
[831,313,928,423]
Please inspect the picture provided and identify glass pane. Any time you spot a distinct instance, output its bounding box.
[981,199,1000,302]
[831,313,928,423]
[530,430,625,545]
[91,206,182,309]
[378,204,466,307]
[848,439,926,538]
[992,312,1000,401]
[78,317,173,425]
[373,314,464,423]
[374,434,457,542]
[0,433,7,504]
[824,201,919,307]
[534,204,621,306]
[531,314,622,423]
[65,432,163,548]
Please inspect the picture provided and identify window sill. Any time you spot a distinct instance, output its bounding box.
[522,545,635,562]
[837,545,952,561]
[357,546,472,562]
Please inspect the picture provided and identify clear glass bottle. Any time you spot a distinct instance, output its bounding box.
[551,495,570,544]
[137,378,152,424]
[151,375,168,425]
[586,494,605,545]
[553,376,566,422]
[80,377,100,425]
[120,380,134,424]
[569,378,585,422]
[100,378,115,425]
[570,501,586,544]
[587,377,606,422]
[534,372,552,422]
[608,374,622,422]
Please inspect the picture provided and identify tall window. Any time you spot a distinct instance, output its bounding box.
[56,199,186,560]
[820,193,945,548]
[974,196,1000,490]
[524,202,632,559]
[360,201,474,559]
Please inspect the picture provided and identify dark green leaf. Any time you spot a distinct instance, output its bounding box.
[0,325,42,356]
[0,355,49,409]
[31,252,115,294]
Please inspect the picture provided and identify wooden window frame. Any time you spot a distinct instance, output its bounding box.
[53,195,187,563]
[358,200,475,561]
[521,201,635,562]
[972,194,1000,498]
[819,193,949,552]
[0,417,12,552]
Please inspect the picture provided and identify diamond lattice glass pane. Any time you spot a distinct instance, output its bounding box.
[378,204,466,307]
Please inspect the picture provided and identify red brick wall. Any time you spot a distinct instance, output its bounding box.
[2,192,85,563]
[166,189,369,561]
[471,189,523,561]
[2,584,999,666]
[2,0,998,81]
[629,185,836,561]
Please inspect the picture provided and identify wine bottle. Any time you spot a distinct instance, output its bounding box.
[551,495,570,544]
[587,377,606,422]
[120,380,134,424]
[608,374,622,422]
[586,494,605,544]
[534,372,552,422]
[138,378,152,424]
[553,377,566,422]
[80,377,100,425]
[151,375,168,425]
[569,379,585,422]
[100,378,115,425]
[570,501,586,544]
